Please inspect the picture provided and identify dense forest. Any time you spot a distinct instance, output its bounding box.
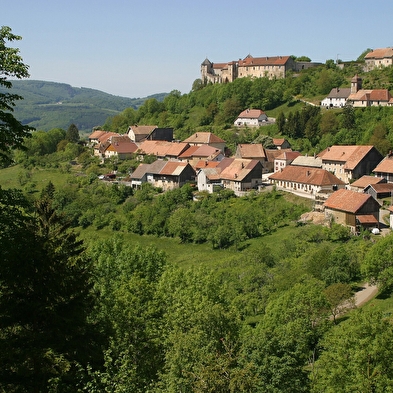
[2,26,393,392]
[0,80,167,133]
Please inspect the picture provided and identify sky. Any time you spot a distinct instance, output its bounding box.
[3,0,393,98]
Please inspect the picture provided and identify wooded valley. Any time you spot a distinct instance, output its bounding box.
[2,26,393,392]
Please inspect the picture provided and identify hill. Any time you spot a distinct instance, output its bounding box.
[2,80,167,133]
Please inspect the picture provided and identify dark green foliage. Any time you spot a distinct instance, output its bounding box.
[0,189,99,392]
[65,123,79,143]
[0,27,34,166]
[312,309,393,392]
[0,80,167,132]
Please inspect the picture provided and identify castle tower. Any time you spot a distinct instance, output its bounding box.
[351,74,362,94]
[201,58,213,82]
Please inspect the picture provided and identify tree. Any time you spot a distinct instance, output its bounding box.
[312,309,393,392]
[341,103,356,130]
[362,233,393,293]
[276,111,286,134]
[65,123,79,143]
[324,283,354,324]
[0,191,99,392]
[0,26,33,165]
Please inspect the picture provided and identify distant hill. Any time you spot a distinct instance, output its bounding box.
[2,80,168,133]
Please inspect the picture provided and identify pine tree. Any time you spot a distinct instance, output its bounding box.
[0,191,100,392]
[66,123,80,143]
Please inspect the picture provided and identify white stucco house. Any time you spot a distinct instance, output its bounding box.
[234,109,268,126]
[321,87,351,108]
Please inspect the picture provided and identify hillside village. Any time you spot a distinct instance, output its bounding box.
[86,47,393,235]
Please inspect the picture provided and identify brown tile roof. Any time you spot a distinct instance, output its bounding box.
[373,156,393,174]
[178,146,200,159]
[98,132,119,143]
[365,48,393,59]
[129,125,157,135]
[351,175,385,188]
[137,140,189,157]
[89,130,108,139]
[237,144,266,159]
[356,215,379,224]
[318,145,375,169]
[365,183,393,193]
[275,151,301,161]
[324,189,374,213]
[273,138,287,146]
[106,136,138,154]
[183,132,225,144]
[159,161,191,176]
[237,109,266,118]
[348,89,392,102]
[194,160,220,171]
[219,158,261,181]
[269,165,345,186]
[265,148,292,163]
[238,55,291,67]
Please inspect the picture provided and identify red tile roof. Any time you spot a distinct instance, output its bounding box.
[373,156,393,174]
[365,48,393,59]
[318,145,375,169]
[356,215,379,224]
[238,55,291,67]
[106,136,138,154]
[324,189,375,213]
[351,175,385,188]
[219,159,261,181]
[237,109,266,119]
[137,140,189,157]
[275,151,301,161]
[237,144,266,159]
[269,165,345,186]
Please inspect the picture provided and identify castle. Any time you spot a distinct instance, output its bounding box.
[201,54,321,84]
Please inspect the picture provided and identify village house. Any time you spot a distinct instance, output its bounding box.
[272,138,291,150]
[130,160,195,191]
[235,143,267,167]
[269,165,345,200]
[183,132,226,154]
[317,145,383,184]
[264,149,293,173]
[291,155,322,168]
[178,144,224,167]
[89,131,119,157]
[324,189,381,232]
[127,125,173,143]
[102,135,138,160]
[274,151,301,173]
[197,158,263,195]
[347,75,393,107]
[233,109,268,127]
[135,140,190,161]
[321,87,351,108]
[364,182,393,201]
[373,153,393,182]
[364,47,393,71]
[349,175,386,192]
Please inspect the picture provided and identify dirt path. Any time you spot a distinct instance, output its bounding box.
[354,283,378,307]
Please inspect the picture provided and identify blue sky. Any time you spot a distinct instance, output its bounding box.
[4,0,393,98]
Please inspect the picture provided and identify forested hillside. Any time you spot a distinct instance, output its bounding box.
[2,26,393,392]
[0,80,167,132]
